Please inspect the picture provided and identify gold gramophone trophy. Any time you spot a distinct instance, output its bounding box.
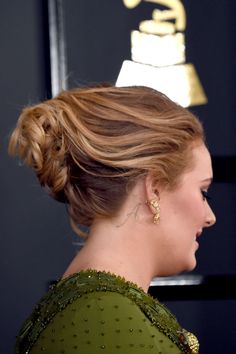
[116,0,207,107]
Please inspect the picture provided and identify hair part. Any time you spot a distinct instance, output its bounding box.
[9,85,204,236]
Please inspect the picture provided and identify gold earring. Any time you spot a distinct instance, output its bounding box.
[147,199,160,224]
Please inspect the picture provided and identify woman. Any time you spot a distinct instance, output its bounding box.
[9,85,216,354]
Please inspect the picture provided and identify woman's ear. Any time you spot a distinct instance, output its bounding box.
[144,174,160,201]
[145,174,161,224]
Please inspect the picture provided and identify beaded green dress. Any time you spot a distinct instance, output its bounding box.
[15,270,199,354]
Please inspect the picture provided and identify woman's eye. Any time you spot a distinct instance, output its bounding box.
[201,190,211,201]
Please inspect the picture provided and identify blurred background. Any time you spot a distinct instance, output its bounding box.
[1,1,236,353]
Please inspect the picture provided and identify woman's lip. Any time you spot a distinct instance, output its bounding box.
[196,230,202,238]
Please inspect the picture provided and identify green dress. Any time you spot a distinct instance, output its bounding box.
[15,270,199,354]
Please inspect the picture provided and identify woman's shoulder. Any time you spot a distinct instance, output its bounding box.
[15,270,198,354]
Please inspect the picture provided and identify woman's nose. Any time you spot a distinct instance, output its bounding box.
[205,204,216,227]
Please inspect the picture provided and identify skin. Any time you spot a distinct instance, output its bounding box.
[63,143,216,292]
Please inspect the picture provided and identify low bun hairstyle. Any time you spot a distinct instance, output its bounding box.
[9,85,204,235]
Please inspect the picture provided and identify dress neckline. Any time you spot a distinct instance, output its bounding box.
[59,268,146,292]
[56,269,175,317]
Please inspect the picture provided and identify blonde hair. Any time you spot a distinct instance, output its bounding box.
[9,85,204,235]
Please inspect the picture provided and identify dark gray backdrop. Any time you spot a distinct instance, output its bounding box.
[1,1,236,353]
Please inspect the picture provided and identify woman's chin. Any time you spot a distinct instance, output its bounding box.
[184,257,197,272]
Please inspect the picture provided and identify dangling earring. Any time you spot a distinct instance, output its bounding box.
[146,199,160,224]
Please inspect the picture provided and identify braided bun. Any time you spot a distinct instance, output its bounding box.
[9,103,69,201]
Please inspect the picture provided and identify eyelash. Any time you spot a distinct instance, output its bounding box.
[201,190,211,201]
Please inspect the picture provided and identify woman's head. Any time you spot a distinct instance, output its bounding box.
[9,85,204,234]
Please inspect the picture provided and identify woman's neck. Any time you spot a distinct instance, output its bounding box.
[63,217,156,292]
